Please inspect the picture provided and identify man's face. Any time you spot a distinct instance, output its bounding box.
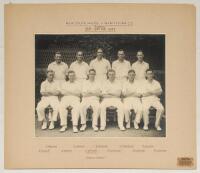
[118,51,125,61]
[55,53,62,63]
[146,71,154,80]
[108,71,115,81]
[97,49,103,58]
[76,51,83,62]
[128,72,135,81]
[68,72,75,82]
[47,71,54,81]
[88,70,96,81]
[136,51,144,62]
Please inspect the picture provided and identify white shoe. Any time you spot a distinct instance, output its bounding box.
[59,126,67,132]
[119,126,126,131]
[134,121,139,130]
[48,121,55,130]
[143,126,149,131]
[156,126,162,131]
[41,121,47,130]
[93,126,99,132]
[100,126,105,131]
[126,122,130,129]
[73,126,78,133]
[80,124,86,131]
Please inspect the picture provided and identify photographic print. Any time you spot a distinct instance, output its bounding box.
[35,34,165,137]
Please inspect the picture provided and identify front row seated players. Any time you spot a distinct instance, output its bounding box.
[36,69,164,132]
[36,70,60,130]
[122,69,164,131]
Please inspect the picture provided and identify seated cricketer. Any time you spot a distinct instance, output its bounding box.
[100,69,125,131]
[36,70,60,130]
[58,70,81,133]
[122,69,143,129]
[141,69,164,131]
[80,69,101,132]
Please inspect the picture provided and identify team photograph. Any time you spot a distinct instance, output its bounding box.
[35,34,165,137]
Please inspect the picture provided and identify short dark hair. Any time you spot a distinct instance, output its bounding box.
[107,69,115,74]
[89,68,96,74]
[76,51,83,55]
[55,51,61,55]
[68,70,75,75]
[137,50,144,54]
[118,49,124,53]
[128,69,135,74]
[97,48,103,52]
[146,69,154,74]
[46,69,55,75]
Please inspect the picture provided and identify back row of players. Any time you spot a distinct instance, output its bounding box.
[36,48,164,133]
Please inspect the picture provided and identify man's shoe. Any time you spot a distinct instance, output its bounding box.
[156,126,162,131]
[143,126,149,131]
[41,121,47,130]
[134,121,139,130]
[73,126,78,133]
[48,121,55,130]
[93,126,99,132]
[119,126,126,131]
[100,127,105,131]
[59,126,67,132]
[80,124,86,132]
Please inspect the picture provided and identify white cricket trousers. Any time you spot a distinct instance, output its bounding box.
[142,97,164,127]
[36,96,59,122]
[59,96,80,126]
[80,97,100,128]
[123,97,142,124]
[100,98,124,128]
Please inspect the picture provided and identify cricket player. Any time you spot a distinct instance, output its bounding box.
[70,51,89,84]
[122,69,143,129]
[141,69,164,131]
[36,70,60,130]
[58,70,81,133]
[89,48,111,82]
[100,69,125,131]
[80,69,101,132]
[47,51,68,85]
[112,49,131,83]
[132,50,149,81]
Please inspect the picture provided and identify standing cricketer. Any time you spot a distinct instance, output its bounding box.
[132,50,149,81]
[70,51,89,84]
[112,49,131,83]
[47,51,68,85]
[89,48,111,82]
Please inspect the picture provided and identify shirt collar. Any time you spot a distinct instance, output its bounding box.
[53,61,64,65]
[137,60,144,64]
[46,79,54,83]
[95,57,104,61]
